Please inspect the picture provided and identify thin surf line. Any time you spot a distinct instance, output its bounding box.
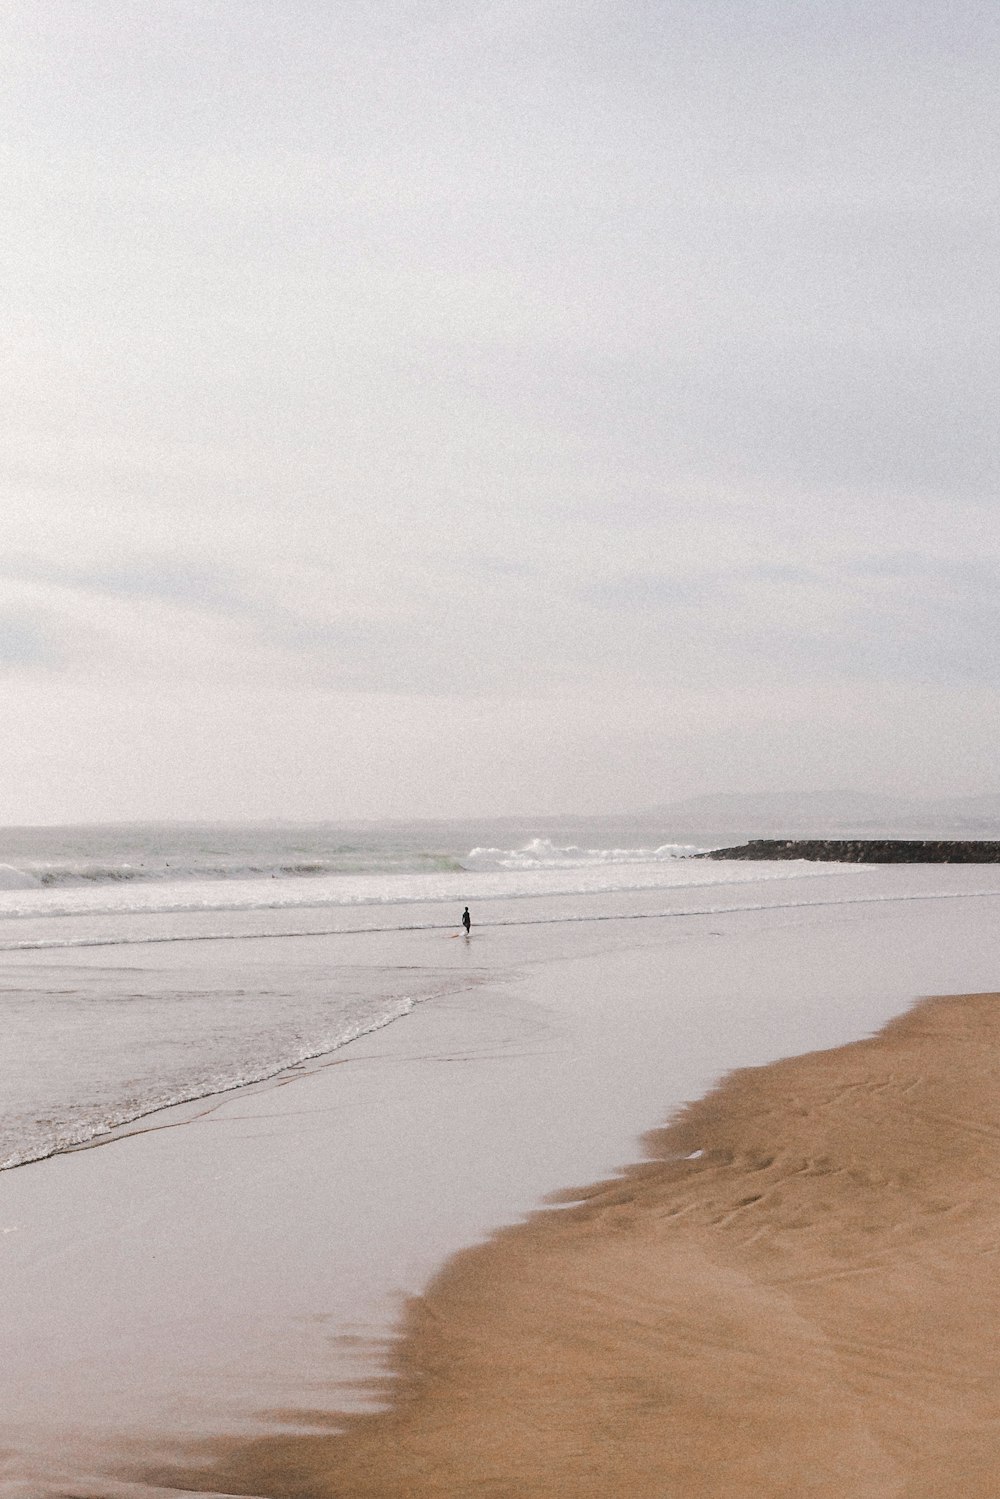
[0,887,997,952]
[0,978,483,1174]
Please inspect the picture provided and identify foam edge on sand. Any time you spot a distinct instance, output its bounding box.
[144,990,1000,1499]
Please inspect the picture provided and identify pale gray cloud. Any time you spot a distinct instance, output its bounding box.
[2,0,998,819]
[0,612,65,672]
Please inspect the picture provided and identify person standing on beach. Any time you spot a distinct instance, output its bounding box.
[462,906,471,935]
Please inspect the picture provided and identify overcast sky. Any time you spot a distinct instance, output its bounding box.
[3,0,998,822]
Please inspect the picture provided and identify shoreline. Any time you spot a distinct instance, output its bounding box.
[4,868,1000,1496]
[153,989,1000,1498]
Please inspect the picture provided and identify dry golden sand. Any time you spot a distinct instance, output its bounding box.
[154,992,1000,1498]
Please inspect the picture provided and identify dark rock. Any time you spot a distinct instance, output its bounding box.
[699,839,1000,863]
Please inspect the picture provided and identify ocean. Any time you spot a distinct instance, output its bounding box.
[5,821,1000,1495]
[0,815,850,1173]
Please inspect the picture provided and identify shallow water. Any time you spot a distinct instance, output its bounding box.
[2,861,1000,1495]
[0,817,850,1169]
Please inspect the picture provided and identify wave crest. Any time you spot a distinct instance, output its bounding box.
[17,855,467,887]
[464,838,700,871]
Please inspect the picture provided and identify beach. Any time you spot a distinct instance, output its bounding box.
[8,1,996,1491]
[180,989,1000,1499]
[2,840,1000,1495]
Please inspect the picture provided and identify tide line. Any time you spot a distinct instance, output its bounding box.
[0,887,997,953]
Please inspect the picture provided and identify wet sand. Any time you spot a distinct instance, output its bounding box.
[5,870,1000,1495]
[159,990,1000,1498]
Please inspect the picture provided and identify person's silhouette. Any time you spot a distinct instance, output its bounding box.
[462,906,471,935]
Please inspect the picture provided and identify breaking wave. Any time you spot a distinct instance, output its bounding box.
[0,854,467,888]
[465,838,701,870]
[0,840,703,890]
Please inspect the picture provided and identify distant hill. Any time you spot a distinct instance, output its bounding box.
[647,790,1000,840]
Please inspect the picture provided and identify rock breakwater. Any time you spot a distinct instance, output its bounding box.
[702,839,1000,863]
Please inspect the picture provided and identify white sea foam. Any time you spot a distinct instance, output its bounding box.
[0,997,420,1172]
[6,855,1000,1498]
[0,855,837,925]
[4,880,1000,955]
[465,838,701,869]
[6,855,466,887]
[5,820,990,1189]
[0,822,709,891]
[1,839,696,888]
[0,965,473,1173]
[0,824,873,1173]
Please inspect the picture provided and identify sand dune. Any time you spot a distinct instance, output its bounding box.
[160,991,1000,1497]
